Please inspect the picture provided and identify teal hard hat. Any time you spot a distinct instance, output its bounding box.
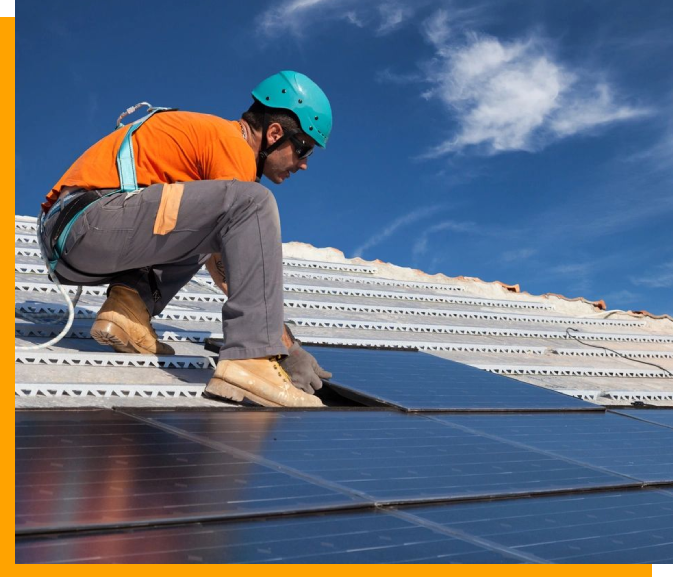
[252,71,332,148]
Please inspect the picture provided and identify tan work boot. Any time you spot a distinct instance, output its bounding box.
[204,357,324,408]
[90,286,175,355]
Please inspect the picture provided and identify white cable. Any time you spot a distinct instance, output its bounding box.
[15,211,83,351]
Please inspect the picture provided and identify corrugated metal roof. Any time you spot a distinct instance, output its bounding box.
[14,215,673,408]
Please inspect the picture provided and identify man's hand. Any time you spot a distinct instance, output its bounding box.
[280,342,332,394]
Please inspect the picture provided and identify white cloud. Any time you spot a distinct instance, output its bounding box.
[376,2,413,36]
[501,248,537,263]
[258,0,345,36]
[632,261,673,288]
[549,263,593,276]
[419,16,651,156]
[412,219,477,257]
[257,0,414,37]
[352,205,445,258]
[421,8,451,48]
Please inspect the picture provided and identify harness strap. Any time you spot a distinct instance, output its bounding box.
[45,103,176,271]
[116,106,174,192]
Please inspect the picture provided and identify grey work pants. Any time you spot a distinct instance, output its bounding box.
[40,181,287,361]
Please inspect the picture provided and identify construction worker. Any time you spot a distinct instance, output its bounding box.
[38,71,333,408]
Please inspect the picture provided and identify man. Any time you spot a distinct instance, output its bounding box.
[38,71,333,408]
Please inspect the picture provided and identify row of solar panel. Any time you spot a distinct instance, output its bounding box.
[17,408,673,533]
[16,488,673,563]
[16,409,673,563]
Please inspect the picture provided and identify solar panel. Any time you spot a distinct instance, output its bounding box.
[304,346,599,412]
[433,412,673,483]
[15,410,364,533]
[403,489,673,563]
[131,411,636,504]
[613,409,673,430]
[15,509,523,564]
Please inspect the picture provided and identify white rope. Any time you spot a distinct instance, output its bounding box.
[15,211,83,351]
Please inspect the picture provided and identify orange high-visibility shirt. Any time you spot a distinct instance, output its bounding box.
[43,111,256,212]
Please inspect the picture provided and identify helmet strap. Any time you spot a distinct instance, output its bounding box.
[256,109,289,182]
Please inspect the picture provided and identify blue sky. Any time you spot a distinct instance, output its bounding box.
[16,0,673,315]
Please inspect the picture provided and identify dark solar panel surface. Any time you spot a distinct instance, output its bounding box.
[134,411,635,503]
[614,409,673,430]
[15,509,522,564]
[15,411,363,533]
[434,413,673,483]
[305,346,598,412]
[403,489,673,563]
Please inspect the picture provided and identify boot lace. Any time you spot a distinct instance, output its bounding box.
[272,355,292,384]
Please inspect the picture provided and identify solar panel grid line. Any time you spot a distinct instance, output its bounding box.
[403,489,673,564]
[14,510,526,564]
[15,410,368,536]
[478,364,673,379]
[432,413,673,484]
[15,351,215,370]
[15,383,204,398]
[117,409,376,504]
[283,299,644,327]
[611,410,673,430]
[130,411,636,509]
[425,415,651,487]
[288,318,673,343]
[385,508,550,564]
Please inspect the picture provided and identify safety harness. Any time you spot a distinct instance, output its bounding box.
[20,103,173,352]
[42,102,174,272]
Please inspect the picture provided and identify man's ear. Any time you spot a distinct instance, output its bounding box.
[266,122,284,144]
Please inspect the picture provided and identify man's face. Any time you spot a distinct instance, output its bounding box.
[263,124,316,184]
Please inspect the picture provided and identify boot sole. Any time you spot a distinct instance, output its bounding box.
[204,377,282,408]
[91,320,141,353]
[90,319,173,355]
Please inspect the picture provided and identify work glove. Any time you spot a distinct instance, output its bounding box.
[280,342,332,394]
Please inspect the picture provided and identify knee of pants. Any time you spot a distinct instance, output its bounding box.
[233,182,280,228]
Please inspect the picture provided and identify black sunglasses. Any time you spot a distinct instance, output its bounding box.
[287,131,315,160]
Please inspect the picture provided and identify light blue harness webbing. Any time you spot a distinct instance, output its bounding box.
[45,103,174,271]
